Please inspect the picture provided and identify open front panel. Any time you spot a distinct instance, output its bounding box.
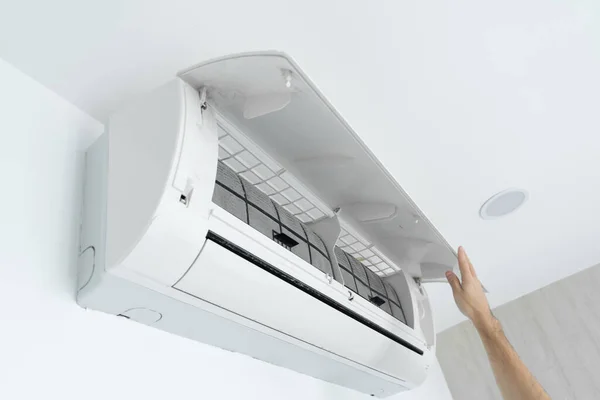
[179,51,457,281]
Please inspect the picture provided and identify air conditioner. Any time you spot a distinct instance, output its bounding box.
[77,51,457,397]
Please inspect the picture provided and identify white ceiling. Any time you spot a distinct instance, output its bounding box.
[2,0,600,331]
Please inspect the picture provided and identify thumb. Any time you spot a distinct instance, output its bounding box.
[446,271,462,294]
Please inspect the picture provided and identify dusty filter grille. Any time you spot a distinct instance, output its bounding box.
[212,160,407,325]
[335,247,406,324]
[337,228,399,276]
[212,161,335,277]
[217,124,326,223]
[216,120,401,277]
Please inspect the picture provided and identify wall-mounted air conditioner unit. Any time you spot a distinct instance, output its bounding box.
[77,51,457,397]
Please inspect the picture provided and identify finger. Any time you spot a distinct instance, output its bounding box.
[457,246,472,281]
[468,257,478,279]
[446,271,462,294]
[461,246,478,278]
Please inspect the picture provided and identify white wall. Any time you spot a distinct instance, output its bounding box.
[0,57,452,400]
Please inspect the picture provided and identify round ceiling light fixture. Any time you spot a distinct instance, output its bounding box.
[479,188,529,220]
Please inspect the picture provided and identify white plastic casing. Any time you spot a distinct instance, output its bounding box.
[78,54,444,397]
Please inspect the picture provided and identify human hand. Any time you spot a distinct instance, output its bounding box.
[446,247,494,331]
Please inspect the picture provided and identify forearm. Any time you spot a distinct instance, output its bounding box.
[475,316,550,400]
